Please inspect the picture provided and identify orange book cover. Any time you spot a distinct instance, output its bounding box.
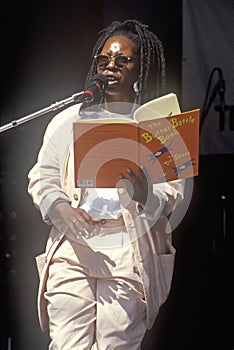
[73,94,200,188]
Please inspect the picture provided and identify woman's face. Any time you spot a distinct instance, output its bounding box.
[96,35,139,103]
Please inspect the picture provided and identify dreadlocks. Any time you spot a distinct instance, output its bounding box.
[85,19,166,105]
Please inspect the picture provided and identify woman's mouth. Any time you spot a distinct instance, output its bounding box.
[106,75,119,85]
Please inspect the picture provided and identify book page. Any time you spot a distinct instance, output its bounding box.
[133,93,181,122]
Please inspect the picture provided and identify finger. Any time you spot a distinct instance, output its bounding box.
[72,215,100,237]
[118,172,126,180]
[71,216,85,234]
[126,167,146,187]
[118,173,130,187]
[118,173,135,199]
[127,166,149,184]
[126,167,138,180]
[71,220,94,239]
[78,209,101,225]
[118,169,137,185]
[139,165,151,183]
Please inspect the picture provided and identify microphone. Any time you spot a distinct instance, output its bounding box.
[83,74,108,102]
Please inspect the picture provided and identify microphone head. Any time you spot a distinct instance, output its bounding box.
[89,74,108,90]
[83,74,108,102]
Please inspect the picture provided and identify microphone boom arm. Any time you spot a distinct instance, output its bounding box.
[0,91,85,133]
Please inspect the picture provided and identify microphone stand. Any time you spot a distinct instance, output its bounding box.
[200,66,228,132]
[200,79,219,132]
[0,91,85,133]
[214,77,229,131]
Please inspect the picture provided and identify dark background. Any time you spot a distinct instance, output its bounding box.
[0,1,233,349]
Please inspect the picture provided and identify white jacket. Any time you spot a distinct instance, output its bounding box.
[28,103,185,331]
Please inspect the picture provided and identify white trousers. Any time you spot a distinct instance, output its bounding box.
[44,227,147,350]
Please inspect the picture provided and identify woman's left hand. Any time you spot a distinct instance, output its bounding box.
[118,166,152,207]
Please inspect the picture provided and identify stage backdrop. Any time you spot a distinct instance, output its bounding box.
[182,0,234,154]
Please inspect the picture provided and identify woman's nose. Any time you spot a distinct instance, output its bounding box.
[106,56,116,69]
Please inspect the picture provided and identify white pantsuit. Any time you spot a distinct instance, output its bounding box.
[45,228,146,350]
[28,103,185,349]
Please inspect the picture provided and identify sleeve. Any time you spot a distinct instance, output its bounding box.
[136,179,185,221]
[27,107,78,225]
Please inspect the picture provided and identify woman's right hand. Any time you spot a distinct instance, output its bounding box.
[52,200,101,239]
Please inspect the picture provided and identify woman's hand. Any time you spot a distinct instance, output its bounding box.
[118,166,152,207]
[52,201,101,239]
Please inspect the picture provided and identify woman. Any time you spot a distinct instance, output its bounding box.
[28,19,184,350]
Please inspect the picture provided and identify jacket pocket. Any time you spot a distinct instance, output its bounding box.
[155,240,176,306]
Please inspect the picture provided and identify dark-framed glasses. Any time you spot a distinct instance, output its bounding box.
[94,54,133,70]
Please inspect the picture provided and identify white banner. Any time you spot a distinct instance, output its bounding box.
[182,0,234,154]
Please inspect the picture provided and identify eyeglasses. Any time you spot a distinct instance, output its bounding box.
[94,54,133,70]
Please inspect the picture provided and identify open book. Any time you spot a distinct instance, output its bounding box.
[73,93,200,187]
